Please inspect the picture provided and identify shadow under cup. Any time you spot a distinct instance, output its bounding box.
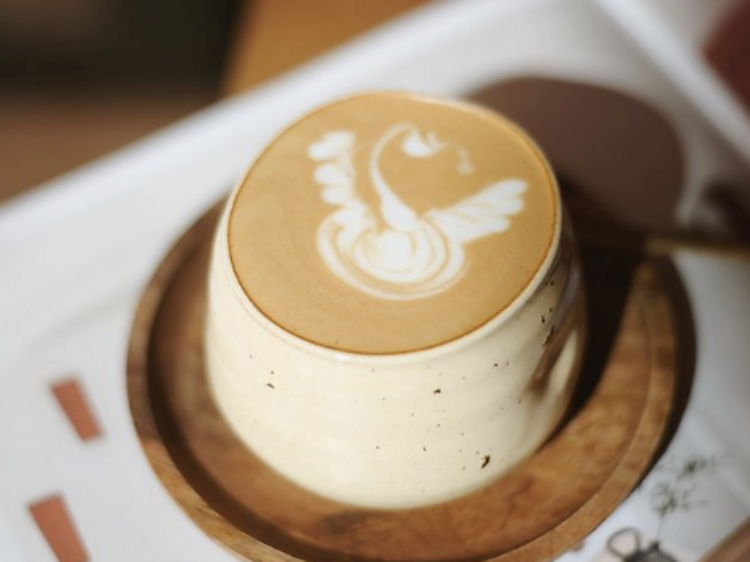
[204,199,586,509]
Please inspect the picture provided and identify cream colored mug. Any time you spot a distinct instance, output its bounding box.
[205,92,586,508]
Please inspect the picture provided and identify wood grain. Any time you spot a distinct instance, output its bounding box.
[701,516,750,562]
[126,206,683,562]
[224,0,431,94]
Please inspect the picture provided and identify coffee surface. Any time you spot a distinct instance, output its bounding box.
[229,93,557,354]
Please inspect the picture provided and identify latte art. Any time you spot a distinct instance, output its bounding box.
[310,124,528,300]
[227,92,556,353]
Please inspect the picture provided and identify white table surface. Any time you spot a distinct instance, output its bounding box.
[1,0,749,560]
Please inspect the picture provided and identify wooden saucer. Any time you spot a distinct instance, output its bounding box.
[127,205,681,562]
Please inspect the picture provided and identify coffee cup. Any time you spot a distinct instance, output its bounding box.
[205,92,585,508]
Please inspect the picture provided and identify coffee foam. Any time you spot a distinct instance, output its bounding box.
[228,93,558,354]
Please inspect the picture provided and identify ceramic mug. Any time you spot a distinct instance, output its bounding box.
[205,93,586,508]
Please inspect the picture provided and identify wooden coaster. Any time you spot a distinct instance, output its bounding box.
[127,205,680,562]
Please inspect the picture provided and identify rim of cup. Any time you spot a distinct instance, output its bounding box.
[221,91,563,365]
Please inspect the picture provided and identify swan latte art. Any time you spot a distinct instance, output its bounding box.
[228,93,556,353]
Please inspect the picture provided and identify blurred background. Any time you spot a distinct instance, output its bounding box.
[2,0,749,225]
[0,0,430,203]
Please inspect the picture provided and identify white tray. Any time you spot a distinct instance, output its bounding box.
[1,1,749,560]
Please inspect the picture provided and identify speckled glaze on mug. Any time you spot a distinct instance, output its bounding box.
[205,93,586,508]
